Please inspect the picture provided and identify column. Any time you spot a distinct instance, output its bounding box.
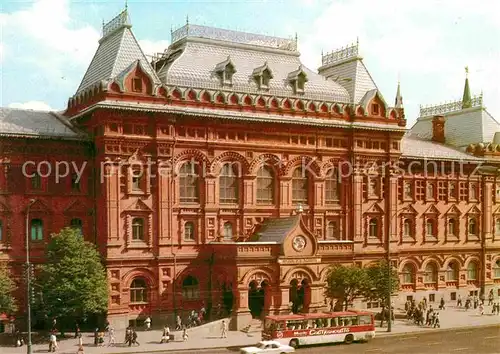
[353,168,363,242]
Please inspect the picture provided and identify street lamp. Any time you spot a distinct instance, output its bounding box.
[26,198,36,354]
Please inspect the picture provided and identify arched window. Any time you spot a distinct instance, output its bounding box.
[468,218,477,235]
[70,218,83,235]
[368,218,378,238]
[132,218,144,240]
[494,260,500,279]
[467,261,478,280]
[256,166,274,204]
[446,261,459,281]
[402,264,415,284]
[325,169,339,204]
[470,183,477,199]
[426,219,435,237]
[179,161,199,203]
[223,222,233,240]
[31,172,42,190]
[182,276,199,300]
[426,183,435,199]
[327,221,339,240]
[219,163,238,204]
[448,218,457,236]
[130,278,148,303]
[184,221,195,241]
[495,219,500,235]
[30,219,43,241]
[292,167,308,204]
[424,263,438,283]
[403,219,412,237]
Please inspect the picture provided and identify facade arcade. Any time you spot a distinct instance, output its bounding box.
[1,9,500,330]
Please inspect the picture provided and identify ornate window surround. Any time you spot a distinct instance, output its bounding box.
[466,205,481,241]
[422,204,439,242]
[125,210,153,248]
[445,205,461,241]
[399,205,417,242]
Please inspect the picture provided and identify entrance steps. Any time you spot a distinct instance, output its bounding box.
[241,318,263,334]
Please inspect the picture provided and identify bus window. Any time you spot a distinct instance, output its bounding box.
[331,317,339,327]
[358,315,372,325]
[351,316,358,325]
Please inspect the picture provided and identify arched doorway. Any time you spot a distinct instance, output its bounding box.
[220,282,234,316]
[248,280,268,318]
[289,272,311,314]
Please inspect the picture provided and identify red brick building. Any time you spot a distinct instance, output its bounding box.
[1,9,500,329]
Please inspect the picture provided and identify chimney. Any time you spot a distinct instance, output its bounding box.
[432,115,446,143]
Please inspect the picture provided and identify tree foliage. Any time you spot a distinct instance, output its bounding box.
[324,265,368,310]
[324,261,400,310]
[364,260,399,306]
[0,265,17,314]
[35,228,108,322]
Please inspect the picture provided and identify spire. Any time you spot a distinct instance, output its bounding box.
[395,79,403,109]
[462,66,472,109]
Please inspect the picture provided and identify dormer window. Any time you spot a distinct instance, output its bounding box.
[287,65,308,95]
[253,62,273,90]
[132,78,142,92]
[215,56,236,87]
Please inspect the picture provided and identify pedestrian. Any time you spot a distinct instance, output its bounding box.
[78,332,83,347]
[497,302,500,315]
[108,326,115,346]
[144,316,152,331]
[94,328,99,347]
[488,290,494,306]
[132,329,139,346]
[49,331,57,352]
[161,325,170,343]
[74,322,80,338]
[457,295,462,307]
[182,328,189,341]
[439,297,445,310]
[479,302,484,315]
[176,315,182,330]
[221,320,228,338]
[433,312,440,328]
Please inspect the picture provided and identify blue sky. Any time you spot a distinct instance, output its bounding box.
[1,0,499,126]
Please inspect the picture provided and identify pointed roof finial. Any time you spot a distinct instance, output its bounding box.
[295,32,298,42]
[462,65,472,109]
[186,14,189,25]
[395,78,403,109]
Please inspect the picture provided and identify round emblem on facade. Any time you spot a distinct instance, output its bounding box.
[277,331,283,338]
[292,235,307,252]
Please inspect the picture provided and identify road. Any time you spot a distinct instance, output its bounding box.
[184,325,500,354]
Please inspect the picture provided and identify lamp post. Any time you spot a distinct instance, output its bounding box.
[26,198,35,354]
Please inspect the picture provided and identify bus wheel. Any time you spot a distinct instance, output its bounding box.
[344,334,354,344]
[289,339,299,348]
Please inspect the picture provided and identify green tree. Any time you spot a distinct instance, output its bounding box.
[35,228,108,328]
[364,260,399,307]
[324,265,368,311]
[0,265,17,314]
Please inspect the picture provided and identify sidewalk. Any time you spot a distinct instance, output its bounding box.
[2,304,499,353]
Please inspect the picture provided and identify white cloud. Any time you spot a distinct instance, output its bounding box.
[139,39,170,58]
[9,101,53,111]
[297,0,500,124]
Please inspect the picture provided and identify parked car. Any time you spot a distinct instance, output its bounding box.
[240,340,295,354]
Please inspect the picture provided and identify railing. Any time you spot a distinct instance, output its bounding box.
[322,40,359,66]
[171,24,297,51]
[236,244,274,257]
[317,241,353,254]
[102,9,130,39]
[419,94,483,117]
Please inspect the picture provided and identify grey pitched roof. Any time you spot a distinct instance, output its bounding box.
[401,133,484,162]
[410,106,500,149]
[318,54,378,103]
[75,11,161,95]
[250,216,299,243]
[0,108,85,139]
[156,27,351,103]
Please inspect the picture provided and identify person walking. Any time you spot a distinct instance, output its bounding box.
[108,326,116,346]
[176,315,182,330]
[161,325,170,343]
[439,297,445,310]
[131,329,140,346]
[479,302,484,315]
[144,316,152,331]
[182,328,189,341]
[457,295,462,307]
[488,290,494,306]
[49,331,57,352]
[220,320,228,338]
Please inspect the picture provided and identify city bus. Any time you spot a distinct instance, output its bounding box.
[262,310,375,348]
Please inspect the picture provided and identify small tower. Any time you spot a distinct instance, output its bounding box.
[462,66,472,109]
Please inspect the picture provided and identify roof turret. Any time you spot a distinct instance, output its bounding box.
[73,7,161,97]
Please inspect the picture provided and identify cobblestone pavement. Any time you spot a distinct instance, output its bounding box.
[2,304,500,353]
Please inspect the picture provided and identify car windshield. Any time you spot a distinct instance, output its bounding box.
[256,342,267,349]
